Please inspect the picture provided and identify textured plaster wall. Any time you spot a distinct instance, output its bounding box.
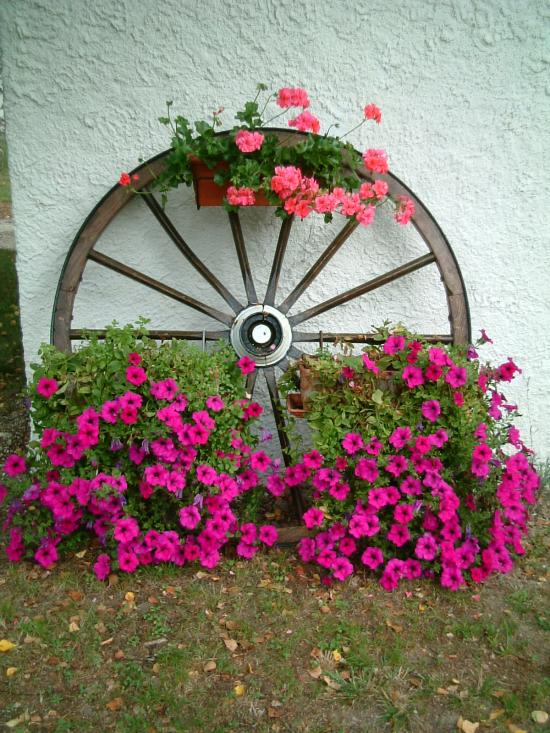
[1,0,549,455]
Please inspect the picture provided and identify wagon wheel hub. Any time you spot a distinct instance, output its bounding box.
[230,304,292,367]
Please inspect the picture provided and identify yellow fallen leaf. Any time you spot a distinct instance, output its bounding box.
[152,663,160,674]
[203,660,217,672]
[456,718,479,733]
[75,550,87,558]
[5,714,29,728]
[437,687,450,695]
[6,667,17,677]
[68,621,80,633]
[507,724,527,733]
[124,592,135,603]
[224,638,238,652]
[532,711,549,724]
[488,709,505,721]
[0,639,16,652]
[332,650,342,663]
[234,683,245,696]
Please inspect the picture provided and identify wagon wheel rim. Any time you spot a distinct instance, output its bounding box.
[51,128,471,519]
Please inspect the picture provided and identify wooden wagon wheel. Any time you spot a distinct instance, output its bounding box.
[51,128,471,520]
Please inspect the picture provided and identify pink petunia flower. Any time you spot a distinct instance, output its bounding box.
[445,365,467,389]
[206,395,225,412]
[179,505,201,530]
[126,366,147,386]
[93,553,111,581]
[402,365,424,389]
[3,454,27,477]
[421,400,441,423]
[128,352,142,366]
[237,356,256,375]
[332,556,354,582]
[383,334,406,355]
[361,546,384,569]
[342,432,364,455]
[303,507,324,529]
[259,524,278,547]
[37,377,59,398]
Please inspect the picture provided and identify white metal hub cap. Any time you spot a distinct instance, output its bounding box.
[230,304,293,367]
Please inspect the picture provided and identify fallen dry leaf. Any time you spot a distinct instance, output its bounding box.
[507,724,527,733]
[152,663,160,674]
[487,709,505,722]
[234,683,245,696]
[223,638,238,652]
[204,660,217,672]
[124,592,135,603]
[6,667,17,677]
[308,665,322,679]
[268,707,283,718]
[106,697,124,712]
[385,619,403,634]
[332,650,342,663]
[322,675,342,691]
[68,621,80,633]
[68,590,84,602]
[0,639,16,652]
[457,717,479,733]
[532,711,549,724]
[100,637,114,646]
[5,713,30,729]
[114,650,125,660]
[75,550,87,558]
[107,573,118,586]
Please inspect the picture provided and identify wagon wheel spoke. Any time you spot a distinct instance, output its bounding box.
[278,219,359,314]
[245,369,258,398]
[264,367,304,519]
[292,331,453,344]
[228,211,258,304]
[288,345,305,360]
[88,250,234,326]
[69,328,229,342]
[289,252,436,327]
[276,357,291,373]
[264,215,294,306]
[143,192,243,313]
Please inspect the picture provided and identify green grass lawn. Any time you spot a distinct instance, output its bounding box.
[0,249,25,402]
[0,493,548,732]
[0,132,11,205]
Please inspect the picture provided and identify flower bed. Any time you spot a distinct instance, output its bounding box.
[0,324,540,592]
[279,327,540,589]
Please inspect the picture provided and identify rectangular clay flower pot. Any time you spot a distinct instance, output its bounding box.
[189,157,270,208]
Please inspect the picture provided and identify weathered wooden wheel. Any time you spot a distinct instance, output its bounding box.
[52,128,470,518]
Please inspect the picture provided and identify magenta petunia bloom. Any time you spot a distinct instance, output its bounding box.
[93,553,111,581]
[114,517,140,543]
[402,365,424,389]
[387,523,411,547]
[206,395,225,412]
[250,451,271,472]
[35,542,58,569]
[342,432,364,455]
[126,366,147,386]
[36,376,59,399]
[383,334,405,355]
[362,353,380,374]
[421,399,441,423]
[354,458,379,482]
[332,556,354,582]
[237,356,256,375]
[445,365,467,389]
[361,546,384,569]
[415,533,438,560]
[303,507,324,529]
[259,524,278,547]
[127,352,142,366]
[3,454,27,477]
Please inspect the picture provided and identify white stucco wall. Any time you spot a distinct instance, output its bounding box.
[1,0,549,456]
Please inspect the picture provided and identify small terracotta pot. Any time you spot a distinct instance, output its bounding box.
[189,156,270,208]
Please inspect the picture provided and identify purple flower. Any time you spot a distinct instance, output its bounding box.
[110,439,123,452]
[193,493,204,509]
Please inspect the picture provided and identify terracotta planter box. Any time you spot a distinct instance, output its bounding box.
[189,157,271,208]
[286,357,399,418]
